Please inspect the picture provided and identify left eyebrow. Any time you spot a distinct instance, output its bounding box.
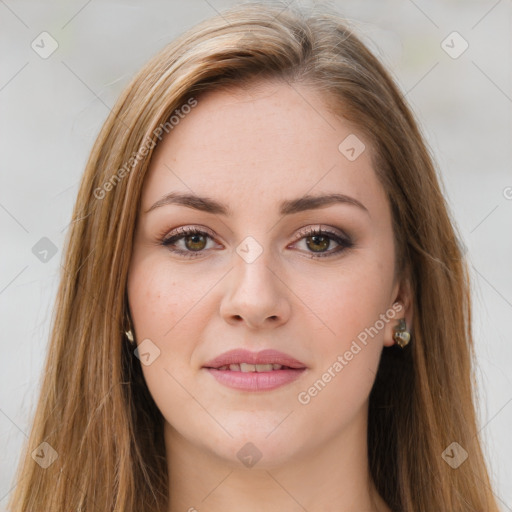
[279,193,369,216]
[144,192,369,216]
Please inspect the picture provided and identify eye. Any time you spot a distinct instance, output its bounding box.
[290,226,353,258]
[161,226,218,259]
[161,225,353,259]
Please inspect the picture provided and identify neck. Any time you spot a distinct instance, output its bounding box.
[164,407,391,512]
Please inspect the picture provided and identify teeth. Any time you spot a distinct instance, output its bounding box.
[216,363,285,371]
[255,364,273,372]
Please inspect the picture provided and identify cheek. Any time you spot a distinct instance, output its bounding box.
[293,276,388,424]
[127,255,205,341]
[126,257,210,428]
[296,253,394,395]
[302,259,392,347]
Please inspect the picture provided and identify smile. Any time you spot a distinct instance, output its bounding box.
[216,363,291,372]
[202,348,307,391]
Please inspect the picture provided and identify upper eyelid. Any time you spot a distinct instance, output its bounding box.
[293,225,350,241]
[164,225,218,242]
[162,225,349,244]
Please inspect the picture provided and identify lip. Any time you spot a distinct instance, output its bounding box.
[202,349,307,392]
[202,349,307,369]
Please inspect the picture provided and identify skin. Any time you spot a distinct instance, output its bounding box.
[127,79,413,512]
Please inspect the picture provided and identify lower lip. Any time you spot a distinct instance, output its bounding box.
[204,368,306,391]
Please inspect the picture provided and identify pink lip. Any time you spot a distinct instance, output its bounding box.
[202,349,307,392]
[205,367,306,391]
[202,349,307,369]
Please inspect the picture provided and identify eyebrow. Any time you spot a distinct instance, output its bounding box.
[144,192,369,216]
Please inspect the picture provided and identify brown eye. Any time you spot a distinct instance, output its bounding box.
[305,234,331,253]
[162,227,217,258]
[184,233,208,251]
[162,226,353,260]
[292,227,354,258]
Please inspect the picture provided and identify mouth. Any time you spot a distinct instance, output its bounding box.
[202,349,307,391]
[202,348,307,371]
[211,363,299,372]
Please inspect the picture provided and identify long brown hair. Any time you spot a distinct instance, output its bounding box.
[7,2,500,511]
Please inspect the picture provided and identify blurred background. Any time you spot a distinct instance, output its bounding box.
[1,0,511,509]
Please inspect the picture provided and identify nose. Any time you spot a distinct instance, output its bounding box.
[219,250,291,330]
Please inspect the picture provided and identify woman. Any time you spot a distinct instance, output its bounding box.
[7,2,501,511]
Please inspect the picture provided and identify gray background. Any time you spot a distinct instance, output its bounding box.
[1,0,511,509]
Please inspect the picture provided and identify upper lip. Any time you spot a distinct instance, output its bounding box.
[202,349,307,369]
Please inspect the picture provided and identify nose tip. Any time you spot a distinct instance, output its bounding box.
[220,259,291,329]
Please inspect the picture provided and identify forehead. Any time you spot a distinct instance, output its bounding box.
[141,81,386,218]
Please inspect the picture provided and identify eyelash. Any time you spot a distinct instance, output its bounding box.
[160,225,353,259]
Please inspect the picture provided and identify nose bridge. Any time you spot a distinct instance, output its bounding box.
[235,247,273,294]
[220,236,290,328]
[232,230,274,279]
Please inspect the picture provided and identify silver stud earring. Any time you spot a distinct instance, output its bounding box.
[393,318,411,348]
[125,328,135,344]
[124,315,135,345]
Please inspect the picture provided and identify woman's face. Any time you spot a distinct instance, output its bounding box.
[127,80,409,468]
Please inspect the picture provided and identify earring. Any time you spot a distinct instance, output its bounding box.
[124,314,135,345]
[393,318,411,348]
[125,329,135,344]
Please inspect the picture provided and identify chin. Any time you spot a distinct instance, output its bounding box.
[217,437,302,471]
[214,422,306,470]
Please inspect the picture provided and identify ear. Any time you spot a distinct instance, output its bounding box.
[383,274,414,347]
